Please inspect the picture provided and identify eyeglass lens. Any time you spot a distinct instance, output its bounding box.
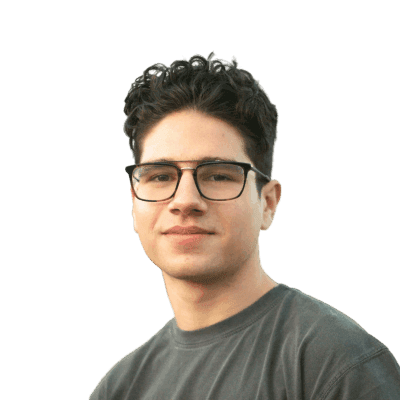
[132,163,245,201]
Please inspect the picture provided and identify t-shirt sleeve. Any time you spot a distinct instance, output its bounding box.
[322,348,400,400]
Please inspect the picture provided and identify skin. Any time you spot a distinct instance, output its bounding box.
[131,109,281,331]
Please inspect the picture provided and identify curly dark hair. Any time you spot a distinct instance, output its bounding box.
[123,52,278,199]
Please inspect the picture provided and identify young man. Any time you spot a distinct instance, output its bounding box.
[90,53,400,399]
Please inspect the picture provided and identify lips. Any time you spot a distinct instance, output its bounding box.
[163,225,214,235]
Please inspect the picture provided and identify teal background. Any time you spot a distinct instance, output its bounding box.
[1,1,399,399]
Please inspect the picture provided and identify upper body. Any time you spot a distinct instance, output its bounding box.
[90,283,400,399]
[90,53,400,399]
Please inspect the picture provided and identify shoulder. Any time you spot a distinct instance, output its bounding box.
[275,285,400,398]
[89,319,174,400]
[277,285,387,359]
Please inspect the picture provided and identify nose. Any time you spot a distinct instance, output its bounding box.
[174,168,202,199]
[168,168,207,216]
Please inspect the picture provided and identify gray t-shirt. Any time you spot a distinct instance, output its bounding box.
[90,284,400,399]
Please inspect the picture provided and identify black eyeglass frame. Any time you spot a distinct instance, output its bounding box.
[125,161,271,202]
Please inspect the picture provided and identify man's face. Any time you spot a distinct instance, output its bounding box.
[131,109,273,285]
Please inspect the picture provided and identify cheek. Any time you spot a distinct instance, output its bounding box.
[221,212,258,264]
[231,206,260,245]
[222,205,254,240]
[134,208,161,250]
[136,220,158,257]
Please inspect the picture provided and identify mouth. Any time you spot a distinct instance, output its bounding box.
[163,233,214,236]
[164,233,214,245]
[163,226,214,235]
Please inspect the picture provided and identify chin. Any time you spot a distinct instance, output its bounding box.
[159,258,238,285]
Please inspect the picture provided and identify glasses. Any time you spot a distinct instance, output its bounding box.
[125,161,270,202]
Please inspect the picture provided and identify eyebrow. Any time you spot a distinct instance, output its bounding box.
[144,157,238,164]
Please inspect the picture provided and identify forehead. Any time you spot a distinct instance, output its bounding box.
[140,110,250,164]
[146,156,239,166]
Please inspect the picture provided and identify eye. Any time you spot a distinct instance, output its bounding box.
[150,174,172,182]
[208,174,232,182]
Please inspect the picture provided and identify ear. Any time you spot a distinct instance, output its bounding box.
[260,180,281,230]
